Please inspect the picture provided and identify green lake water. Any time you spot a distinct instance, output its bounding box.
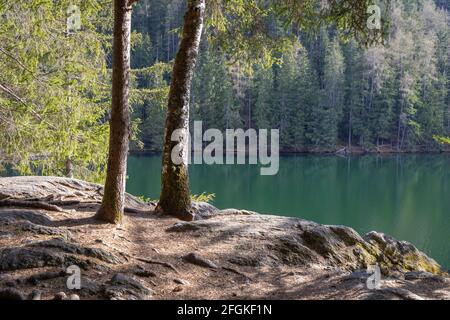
[127,154,450,269]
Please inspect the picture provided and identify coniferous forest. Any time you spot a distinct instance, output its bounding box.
[1,0,449,181]
[130,0,450,154]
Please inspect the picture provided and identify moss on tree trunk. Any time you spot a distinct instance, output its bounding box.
[157,0,205,221]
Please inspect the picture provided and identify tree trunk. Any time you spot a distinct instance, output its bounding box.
[347,110,352,149]
[65,158,74,179]
[157,0,205,221]
[96,0,134,224]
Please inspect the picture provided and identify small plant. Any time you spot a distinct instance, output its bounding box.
[136,193,216,204]
[190,192,216,203]
[136,195,157,203]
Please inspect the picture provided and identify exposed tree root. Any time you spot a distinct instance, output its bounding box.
[123,207,153,214]
[222,266,252,280]
[134,257,179,273]
[49,200,84,206]
[4,198,151,215]
[0,199,63,212]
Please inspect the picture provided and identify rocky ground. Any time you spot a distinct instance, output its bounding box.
[0,176,449,300]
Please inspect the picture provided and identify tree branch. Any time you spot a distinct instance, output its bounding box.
[0,83,57,130]
[0,47,33,74]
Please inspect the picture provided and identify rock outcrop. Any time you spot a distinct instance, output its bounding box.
[167,213,445,276]
[0,176,448,300]
[0,176,147,208]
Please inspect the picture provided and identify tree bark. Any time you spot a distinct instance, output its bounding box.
[157,0,205,221]
[65,158,74,178]
[96,0,134,224]
[347,110,352,149]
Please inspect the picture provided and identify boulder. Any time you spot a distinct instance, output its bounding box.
[0,288,25,300]
[0,238,121,271]
[0,176,150,212]
[28,238,122,264]
[105,273,153,300]
[364,231,443,275]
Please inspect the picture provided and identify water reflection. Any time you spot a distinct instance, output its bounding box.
[127,153,450,268]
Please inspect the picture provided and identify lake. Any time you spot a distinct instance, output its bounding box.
[127,153,450,269]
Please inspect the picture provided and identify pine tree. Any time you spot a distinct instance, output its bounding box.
[0,1,110,181]
[252,66,274,131]
[307,36,345,149]
[96,0,137,224]
[191,47,240,131]
[274,43,305,150]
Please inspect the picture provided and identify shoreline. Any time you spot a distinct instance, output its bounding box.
[129,147,450,156]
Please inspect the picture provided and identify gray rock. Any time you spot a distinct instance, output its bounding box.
[302,225,345,257]
[329,225,366,246]
[0,244,105,271]
[0,209,53,225]
[105,273,153,300]
[364,231,443,274]
[268,235,320,266]
[109,273,147,289]
[29,290,42,300]
[0,176,150,212]
[228,255,264,267]
[79,277,103,296]
[0,247,66,271]
[191,202,219,220]
[0,216,16,225]
[19,221,72,240]
[0,288,25,300]
[69,294,80,300]
[405,271,447,283]
[29,238,121,264]
[53,292,67,300]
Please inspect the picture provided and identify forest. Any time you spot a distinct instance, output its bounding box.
[0,0,449,183]
[131,0,450,153]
